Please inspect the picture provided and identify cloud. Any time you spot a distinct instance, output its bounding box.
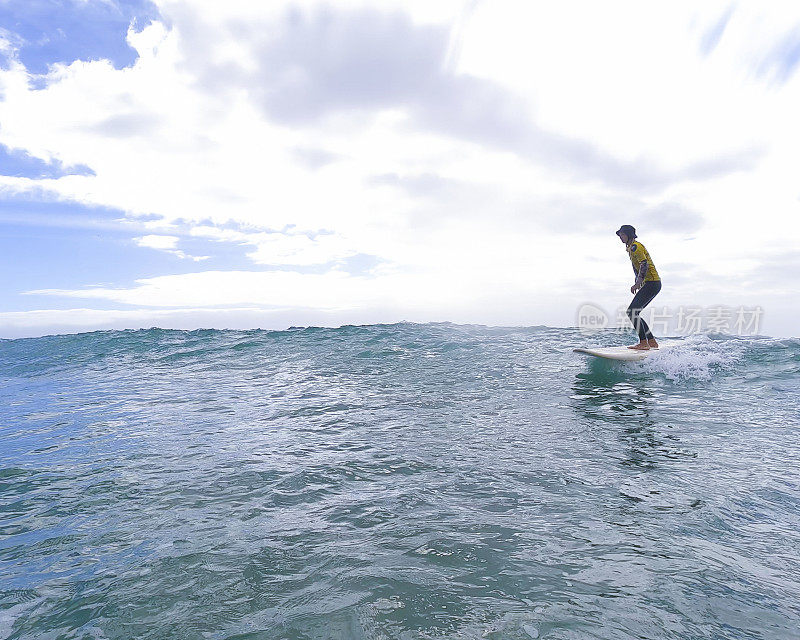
[676,147,763,182]
[368,172,460,197]
[134,234,208,261]
[182,225,359,267]
[291,146,340,169]
[243,8,449,123]
[245,232,357,266]
[1,1,799,338]
[171,4,750,192]
[135,234,179,249]
[16,263,599,335]
[641,203,705,234]
[739,250,800,289]
[523,192,646,236]
[24,269,412,309]
[89,112,162,138]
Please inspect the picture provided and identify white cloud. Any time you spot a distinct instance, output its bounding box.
[134,233,208,261]
[26,267,510,310]
[135,234,179,250]
[1,1,799,336]
[185,226,359,266]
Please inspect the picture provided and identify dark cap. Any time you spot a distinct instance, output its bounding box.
[616,224,636,239]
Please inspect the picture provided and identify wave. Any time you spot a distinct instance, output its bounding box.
[1,323,797,383]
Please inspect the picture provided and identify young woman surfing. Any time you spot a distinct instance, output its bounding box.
[616,225,661,350]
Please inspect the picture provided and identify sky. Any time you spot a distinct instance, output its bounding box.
[0,0,799,338]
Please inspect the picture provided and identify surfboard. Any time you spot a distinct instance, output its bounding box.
[573,345,661,362]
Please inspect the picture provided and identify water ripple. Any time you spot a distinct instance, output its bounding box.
[1,324,798,638]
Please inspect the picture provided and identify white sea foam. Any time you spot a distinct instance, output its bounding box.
[635,334,748,381]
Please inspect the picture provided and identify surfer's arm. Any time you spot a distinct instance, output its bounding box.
[635,260,648,285]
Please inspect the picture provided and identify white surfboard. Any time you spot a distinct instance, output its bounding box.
[573,345,661,362]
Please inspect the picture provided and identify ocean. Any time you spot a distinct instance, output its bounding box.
[1,323,799,639]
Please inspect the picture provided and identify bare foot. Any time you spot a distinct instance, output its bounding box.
[647,338,659,349]
[627,341,650,350]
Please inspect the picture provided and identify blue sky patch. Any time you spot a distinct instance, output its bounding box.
[699,5,734,57]
[757,26,800,84]
[0,196,258,311]
[0,143,95,178]
[0,0,160,75]
[339,253,383,276]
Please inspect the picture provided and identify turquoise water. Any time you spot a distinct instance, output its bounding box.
[1,324,799,639]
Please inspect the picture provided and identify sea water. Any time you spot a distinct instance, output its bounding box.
[1,324,799,639]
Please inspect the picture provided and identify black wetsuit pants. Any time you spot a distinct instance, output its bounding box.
[627,281,662,341]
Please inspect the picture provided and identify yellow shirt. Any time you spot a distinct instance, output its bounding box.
[627,240,660,282]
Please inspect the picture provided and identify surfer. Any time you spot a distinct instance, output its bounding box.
[616,225,661,350]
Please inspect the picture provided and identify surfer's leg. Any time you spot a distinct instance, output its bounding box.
[626,281,662,343]
[626,306,650,342]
